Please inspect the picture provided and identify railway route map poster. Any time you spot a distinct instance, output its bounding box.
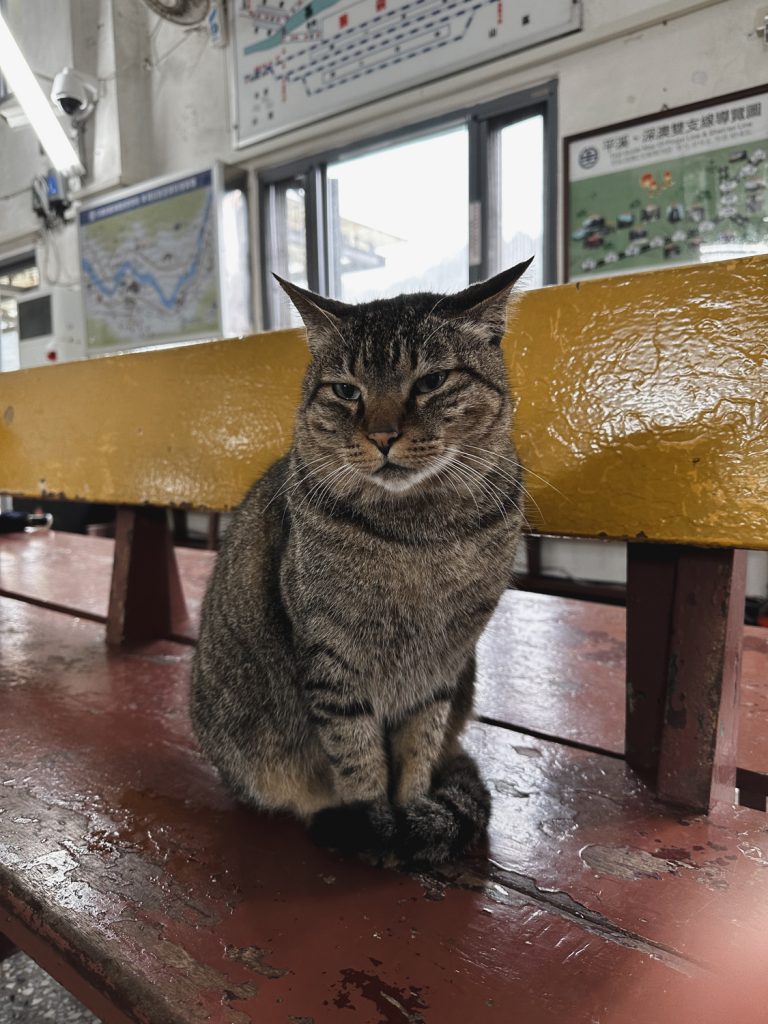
[565,88,768,281]
[80,170,220,353]
[231,0,580,146]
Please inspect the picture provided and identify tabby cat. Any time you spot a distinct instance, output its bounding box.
[190,258,532,866]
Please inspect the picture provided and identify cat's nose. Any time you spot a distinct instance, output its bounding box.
[367,429,400,455]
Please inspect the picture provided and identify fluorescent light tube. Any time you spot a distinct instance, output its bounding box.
[0,10,83,174]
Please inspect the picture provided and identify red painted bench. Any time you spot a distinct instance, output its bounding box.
[3,588,768,1023]
[3,530,767,805]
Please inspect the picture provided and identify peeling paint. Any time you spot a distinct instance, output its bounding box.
[224,945,291,979]
[334,969,428,1023]
[430,859,700,976]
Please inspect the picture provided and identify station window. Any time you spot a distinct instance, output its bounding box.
[260,82,556,328]
[0,253,40,372]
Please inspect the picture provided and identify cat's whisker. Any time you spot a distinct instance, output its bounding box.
[279,460,339,523]
[446,457,507,521]
[424,294,447,321]
[456,449,543,525]
[263,453,338,511]
[417,309,460,350]
[296,464,349,516]
[434,464,464,507]
[316,465,355,513]
[441,463,481,520]
[276,467,334,524]
[306,463,357,516]
[455,449,521,486]
[461,443,521,472]
[520,466,568,501]
[446,448,512,504]
[463,444,567,500]
[451,455,530,528]
[328,465,359,518]
[515,481,546,528]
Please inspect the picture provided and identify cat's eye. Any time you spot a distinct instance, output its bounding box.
[332,382,361,401]
[414,372,447,395]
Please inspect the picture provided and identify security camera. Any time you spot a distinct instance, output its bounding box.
[51,67,98,121]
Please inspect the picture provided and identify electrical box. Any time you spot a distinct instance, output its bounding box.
[17,285,85,368]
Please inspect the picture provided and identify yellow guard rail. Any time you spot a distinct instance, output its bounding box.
[1,256,767,549]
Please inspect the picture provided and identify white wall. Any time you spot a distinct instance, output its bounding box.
[2,1,765,268]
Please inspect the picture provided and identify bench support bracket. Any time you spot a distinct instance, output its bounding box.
[626,545,747,811]
[107,507,187,647]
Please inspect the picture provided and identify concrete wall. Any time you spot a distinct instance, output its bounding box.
[2,1,765,271]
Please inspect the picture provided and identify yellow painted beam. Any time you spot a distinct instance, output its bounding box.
[505,256,768,550]
[0,331,308,512]
[1,256,767,549]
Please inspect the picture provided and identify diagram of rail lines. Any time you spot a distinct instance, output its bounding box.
[232,0,580,144]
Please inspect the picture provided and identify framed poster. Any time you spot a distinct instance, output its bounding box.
[79,166,251,355]
[80,169,221,353]
[231,0,581,148]
[564,87,768,281]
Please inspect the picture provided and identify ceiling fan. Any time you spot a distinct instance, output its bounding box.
[138,0,211,26]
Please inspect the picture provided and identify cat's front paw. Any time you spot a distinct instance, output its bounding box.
[309,799,395,857]
[393,788,490,867]
[393,798,458,867]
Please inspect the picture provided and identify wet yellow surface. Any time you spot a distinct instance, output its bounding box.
[0,256,766,548]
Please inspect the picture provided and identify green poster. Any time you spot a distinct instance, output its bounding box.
[566,91,768,281]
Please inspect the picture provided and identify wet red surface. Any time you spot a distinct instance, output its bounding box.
[2,596,768,1023]
[475,589,626,753]
[0,531,213,642]
[2,533,766,776]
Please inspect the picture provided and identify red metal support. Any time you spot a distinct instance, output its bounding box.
[625,545,680,775]
[626,545,747,811]
[106,507,187,647]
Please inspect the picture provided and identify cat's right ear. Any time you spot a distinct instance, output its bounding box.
[273,275,353,355]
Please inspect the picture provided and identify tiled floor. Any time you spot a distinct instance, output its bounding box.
[0,954,98,1024]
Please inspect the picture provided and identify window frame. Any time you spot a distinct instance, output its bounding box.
[259,81,557,328]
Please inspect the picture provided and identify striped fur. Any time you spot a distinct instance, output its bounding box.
[190,261,532,866]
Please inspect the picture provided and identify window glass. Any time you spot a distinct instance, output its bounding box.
[327,128,469,302]
[0,257,38,371]
[497,115,544,288]
[267,184,308,328]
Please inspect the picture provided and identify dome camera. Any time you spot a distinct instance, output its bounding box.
[51,67,98,121]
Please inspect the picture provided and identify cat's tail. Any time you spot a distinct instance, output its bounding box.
[308,752,490,867]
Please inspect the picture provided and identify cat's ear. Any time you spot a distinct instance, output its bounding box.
[273,275,353,354]
[443,256,534,346]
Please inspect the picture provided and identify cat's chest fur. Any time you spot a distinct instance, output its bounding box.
[280,509,517,709]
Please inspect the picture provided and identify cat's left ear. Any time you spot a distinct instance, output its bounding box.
[273,275,353,354]
[443,256,534,346]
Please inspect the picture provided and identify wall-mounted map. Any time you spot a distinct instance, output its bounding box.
[80,170,220,353]
[231,0,580,147]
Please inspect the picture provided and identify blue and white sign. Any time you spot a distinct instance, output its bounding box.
[79,170,221,352]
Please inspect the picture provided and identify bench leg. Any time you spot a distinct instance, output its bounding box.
[625,544,679,775]
[107,507,187,646]
[626,545,747,812]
